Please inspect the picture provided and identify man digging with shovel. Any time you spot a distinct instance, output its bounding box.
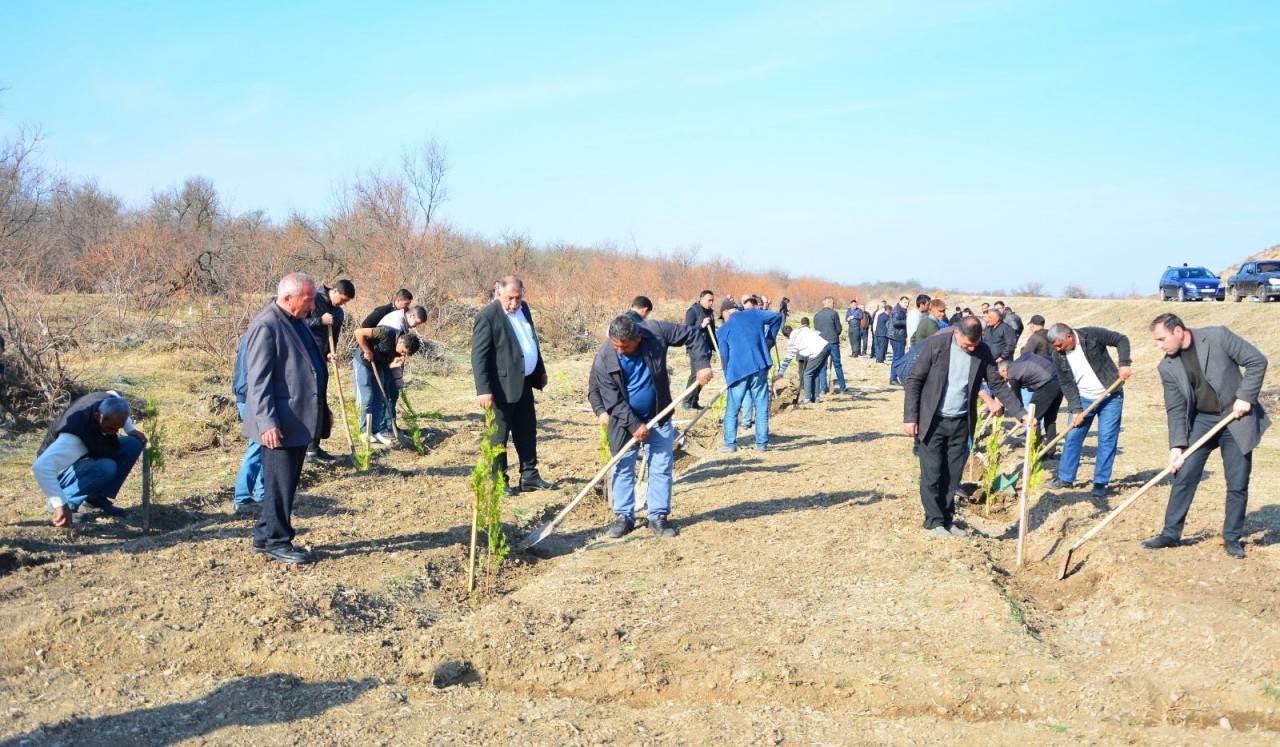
[590,314,712,539]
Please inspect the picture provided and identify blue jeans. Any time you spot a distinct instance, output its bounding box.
[57,434,144,510]
[872,336,887,363]
[234,402,265,506]
[610,420,674,519]
[352,359,392,434]
[724,369,769,448]
[1058,390,1124,487]
[818,341,845,393]
[888,338,905,380]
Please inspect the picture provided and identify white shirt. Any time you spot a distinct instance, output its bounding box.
[32,404,138,508]
[376,309,407,333]
[505,309,539,377]
[778,326,829,374]
[1064,344,1106,399]
[906,308,922,339]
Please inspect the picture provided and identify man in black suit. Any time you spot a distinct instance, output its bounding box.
[903,317,1027,536]
[1144,313,1270,559]
[471,275,553,496]
[241,272,325,564]
[681,290,717,410]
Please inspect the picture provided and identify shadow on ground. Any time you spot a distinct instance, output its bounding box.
[0,673,378,747]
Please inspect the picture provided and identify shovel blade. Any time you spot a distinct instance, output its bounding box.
[991,472,1020,493]
[1057,547,1074,580]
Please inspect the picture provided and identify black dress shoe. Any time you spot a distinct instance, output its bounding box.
[256,544,311,564]
[1223,538,1246,559]
[305,448,336,462]
[519,476,555,491]
[503,485,521,497]
[1141,534,1179,550]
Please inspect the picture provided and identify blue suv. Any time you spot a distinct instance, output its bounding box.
[1159,265,1224,302]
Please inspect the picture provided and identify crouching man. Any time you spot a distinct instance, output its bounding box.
[591,314,712,539]
[32,391,147,527]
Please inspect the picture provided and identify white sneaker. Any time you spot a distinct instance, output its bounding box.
[374,431,395,445]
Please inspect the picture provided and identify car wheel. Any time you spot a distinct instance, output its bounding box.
[1177,288,1187,302]
[1232,286,1243,302]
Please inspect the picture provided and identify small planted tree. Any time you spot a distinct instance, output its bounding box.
[399,387,428,456]
[468,407,508,595]
[980,415,1005,506]
[140,395,166,533]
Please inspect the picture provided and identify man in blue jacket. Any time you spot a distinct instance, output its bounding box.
[716,300,783,452]
[591,314,712,538]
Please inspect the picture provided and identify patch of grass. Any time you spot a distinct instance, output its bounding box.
[1037,722,1067,734]
[1263,675,1280,702]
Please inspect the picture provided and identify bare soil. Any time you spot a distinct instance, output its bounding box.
[2,297,1279,746]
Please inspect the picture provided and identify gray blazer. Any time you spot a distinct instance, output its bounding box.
[242,301,322,448]
[1157,326,1269,454]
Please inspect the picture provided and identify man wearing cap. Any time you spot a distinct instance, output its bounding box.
[1021,315,1052,363]
[1044,323,1132,499]
[32,391,147,527]
[716,299,782,452]
[1143,313,1269,559]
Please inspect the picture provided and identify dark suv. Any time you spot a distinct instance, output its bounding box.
[1159,266,1223,302]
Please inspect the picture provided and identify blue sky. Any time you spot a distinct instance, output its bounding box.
[3,1,1278,295]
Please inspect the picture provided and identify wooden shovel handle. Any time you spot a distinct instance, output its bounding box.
[1064,412,1235,554]
[1036,377,1125,460]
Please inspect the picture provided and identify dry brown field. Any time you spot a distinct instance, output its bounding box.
[2,296,1279,746]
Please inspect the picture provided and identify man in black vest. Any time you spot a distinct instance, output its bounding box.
[32,391,147,527]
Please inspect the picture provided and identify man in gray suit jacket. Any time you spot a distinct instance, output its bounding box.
[472,275,552,496]
[242,272,324,564]
[1143,313,1270,559]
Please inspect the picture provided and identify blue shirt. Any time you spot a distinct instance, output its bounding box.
[939,338,972,417]
[715,308,784,386]
[617,351,656,421]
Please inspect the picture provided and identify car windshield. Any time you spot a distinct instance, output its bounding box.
[1257,261,1280,273]
[1180,268,1215,279]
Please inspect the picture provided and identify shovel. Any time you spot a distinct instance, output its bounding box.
[674,383,727,451]
[1057,412,1234,580]
[992,378,1125,493]
[327,326,356,463]
[141,447,152,535]
[519,382,700,550]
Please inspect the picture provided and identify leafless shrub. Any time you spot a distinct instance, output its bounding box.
[0,290,84,426]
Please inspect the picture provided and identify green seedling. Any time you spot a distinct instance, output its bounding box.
[141,395,165,502]
[345,393,372,470]
[399,388,428,455]
[469,407,508,597]
[981,415,1005,504]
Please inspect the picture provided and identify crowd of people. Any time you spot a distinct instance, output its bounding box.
[28,278,1270,564]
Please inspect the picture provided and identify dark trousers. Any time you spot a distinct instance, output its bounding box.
[254,444,307,550]
[872,335,887,362]
[310,377,330,449]
[800,348,830,402]
[491,377,540,485]
[683,354,702,408]
[888,338,905,376]
[917,415,969,529]
[1162,412,1252,541]
[1027,379,1064,448]
[849,327,864,356]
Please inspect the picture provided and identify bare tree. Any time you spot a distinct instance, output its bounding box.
[401,138,450,231]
